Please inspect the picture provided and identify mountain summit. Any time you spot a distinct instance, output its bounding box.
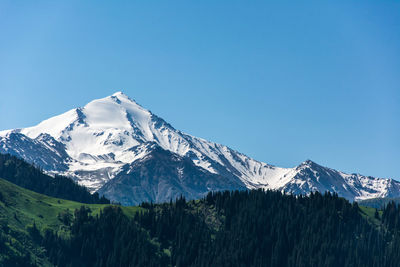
[1,92,399,204]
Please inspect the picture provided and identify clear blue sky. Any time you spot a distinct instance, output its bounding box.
[0,1,399,179]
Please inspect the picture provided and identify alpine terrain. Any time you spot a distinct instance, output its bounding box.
[0,92,398,205]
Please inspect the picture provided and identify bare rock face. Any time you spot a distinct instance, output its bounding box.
[97,145,246,206]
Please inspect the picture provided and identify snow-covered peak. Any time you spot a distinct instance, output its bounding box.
[110,91,144,108]
[299,159,315,166]
[1,91,399,202]
[296,159,319,170]
[1,92,267,191]
[112,91,125,97]
[4,93,151,168]
[82,92,151,130]
[15,92,150,139]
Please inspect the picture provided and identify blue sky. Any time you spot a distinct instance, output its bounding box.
[0,1,399,179]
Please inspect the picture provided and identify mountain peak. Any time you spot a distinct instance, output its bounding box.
[112,91,126,97]
[302,159,314,164]
[1,92,398,203]
[109,91,132,102]
[107,91,145,110]
[299,159,317,168]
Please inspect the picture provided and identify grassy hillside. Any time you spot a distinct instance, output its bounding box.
[359,205,383,227]
[0,153,110,204]
[0,175,396,267]
[0,177,141,266]
[40,190,395,267]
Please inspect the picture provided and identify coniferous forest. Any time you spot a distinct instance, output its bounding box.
[1,1,399,266]
[36,190,400,267]
[0,154,109,204]
[2,154,400,266]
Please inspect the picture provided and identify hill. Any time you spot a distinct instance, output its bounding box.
[0,178,139,266]
[4,169,400,266]
[2,174,400,266]
[0,153,109,204]
[40,190,400,267]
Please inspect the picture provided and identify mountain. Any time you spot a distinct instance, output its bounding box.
[279,160,400,201]
[0,91,399,204]
[97,144,245,205]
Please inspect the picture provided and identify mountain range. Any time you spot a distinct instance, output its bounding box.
[1,92,398,205]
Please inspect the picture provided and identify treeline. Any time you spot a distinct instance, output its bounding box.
[0,153,109,204]
[38,190,400,267]
[40,206,167,267]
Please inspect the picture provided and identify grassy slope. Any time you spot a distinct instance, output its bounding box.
[359,205,383,228]
[0,176,388,266]
[0,177,142,266]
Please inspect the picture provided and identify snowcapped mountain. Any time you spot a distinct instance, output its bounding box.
[0,92,399,204]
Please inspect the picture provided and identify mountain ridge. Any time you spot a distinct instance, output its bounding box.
[1,91,398,204]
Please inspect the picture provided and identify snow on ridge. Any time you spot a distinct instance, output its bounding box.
[0,91,398,201]
[21,108,79,140]
[0,129,14,136]
[5,91,292,190]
